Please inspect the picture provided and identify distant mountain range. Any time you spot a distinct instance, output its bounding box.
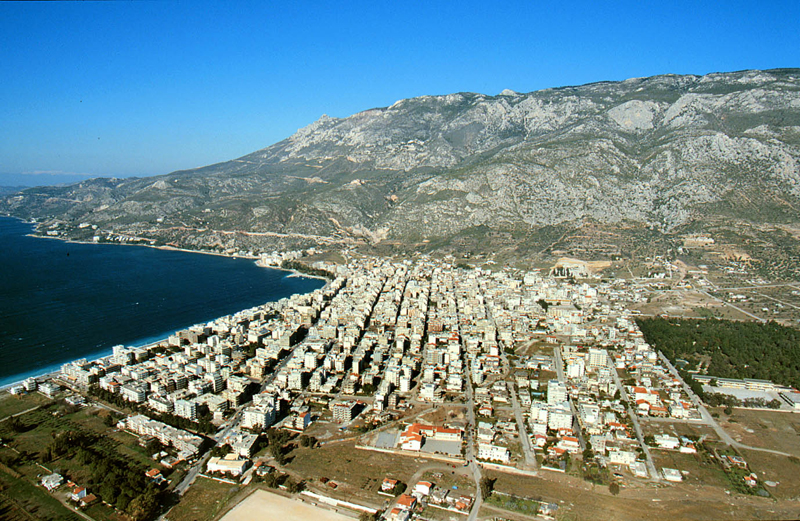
[3,68,800,269]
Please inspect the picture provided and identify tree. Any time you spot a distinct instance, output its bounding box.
[609,482,620,496]
[391,481,406,496]
[128,491,159,521]
[285,479,304,494]
[359,512,379,521]
[479,477,496,498]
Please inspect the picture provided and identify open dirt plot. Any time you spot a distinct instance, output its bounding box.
[737,448,800,501]
[167,476,240,521]
[639,419,721,442]
[482,467,800,521]
[286,441,421,505]
[220,490,353,521]
[649,449,729,489]
[719,409,800,456]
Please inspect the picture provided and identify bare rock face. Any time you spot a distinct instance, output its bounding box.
[3,68,800,256]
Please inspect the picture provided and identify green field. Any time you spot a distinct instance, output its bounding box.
[0,466,81,521]
[0,401,171,520]
[0,392,51,421]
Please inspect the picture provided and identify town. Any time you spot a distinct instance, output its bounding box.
[3,254,800,521]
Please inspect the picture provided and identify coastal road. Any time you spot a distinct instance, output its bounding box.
[607,354,660,481]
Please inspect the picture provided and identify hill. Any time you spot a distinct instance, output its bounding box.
[3,68,800,270]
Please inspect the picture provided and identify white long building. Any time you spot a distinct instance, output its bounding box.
[123,415,203,459]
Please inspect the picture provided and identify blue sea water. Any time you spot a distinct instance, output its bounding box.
[0,217,325,387]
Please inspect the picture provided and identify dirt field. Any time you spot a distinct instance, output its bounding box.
[719,409,800,456]
[630,290,752,321]
[649,449,729,489]
[220,490,354,521]
[482,467,800,521]
[737,449,800,501]
[639,419,721,442]
[286,441,423,506]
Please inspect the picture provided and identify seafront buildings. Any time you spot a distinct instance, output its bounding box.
[50,253,798,501]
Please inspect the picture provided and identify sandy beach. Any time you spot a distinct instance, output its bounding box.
[220,490,355,521]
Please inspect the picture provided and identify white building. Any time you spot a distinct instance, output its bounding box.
[174,399,198,421]
[547,380,567,404]
[477,443,510,463]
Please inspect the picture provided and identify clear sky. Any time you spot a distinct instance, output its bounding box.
[1,0,798,185]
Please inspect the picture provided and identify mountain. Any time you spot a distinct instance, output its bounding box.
[3,68,800,273]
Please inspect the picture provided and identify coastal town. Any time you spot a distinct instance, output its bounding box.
[3,253,800,521]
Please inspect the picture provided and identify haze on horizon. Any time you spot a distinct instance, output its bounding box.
[1,0,798,186]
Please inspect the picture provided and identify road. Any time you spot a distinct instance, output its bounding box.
[606,354,660,481]
[698,290,766,322]
[657,352,794,458]
[552,347,586,452]
[504,378,538,470]
[464,363,483,521]
[173,336,304,497]
[488,295,537,471]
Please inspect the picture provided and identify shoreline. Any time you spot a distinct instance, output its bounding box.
[24,223,331,283]
[7,215,333,283]
[0,335,172,393]
[0,216,332,394]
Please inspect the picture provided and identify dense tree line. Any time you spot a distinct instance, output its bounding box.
[87,385,216,434]
[636,317,800,389]
[40,428,163,520]
[280,259,334,279]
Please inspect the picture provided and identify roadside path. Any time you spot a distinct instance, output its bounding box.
[607,353,660,481]
[657,352,794,458]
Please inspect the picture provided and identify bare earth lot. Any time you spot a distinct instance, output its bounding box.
[719,409,800,456]
[482,468,800,521]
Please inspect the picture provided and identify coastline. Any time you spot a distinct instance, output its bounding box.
[0,334,172,392]
[11,215,333,283]
[0,217,331,394]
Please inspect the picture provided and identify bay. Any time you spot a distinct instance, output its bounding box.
[0,217,325,387]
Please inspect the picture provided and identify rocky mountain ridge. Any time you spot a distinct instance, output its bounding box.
[3,68,800,268]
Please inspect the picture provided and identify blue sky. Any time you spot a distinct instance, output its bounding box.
[1,1,798,185]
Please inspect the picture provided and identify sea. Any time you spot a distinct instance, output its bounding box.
[0,216,325,388]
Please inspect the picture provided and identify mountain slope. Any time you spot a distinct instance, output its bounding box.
[3,68,800,268]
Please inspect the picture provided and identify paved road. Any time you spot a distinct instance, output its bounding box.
[698,290,766,322]
[504,378,538,471]
[552,347,586,452]
[658,352,794,458]
[464,355,482,521]
[607,354,660,481]
[173,452,212,496]
[488,296,538,472]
